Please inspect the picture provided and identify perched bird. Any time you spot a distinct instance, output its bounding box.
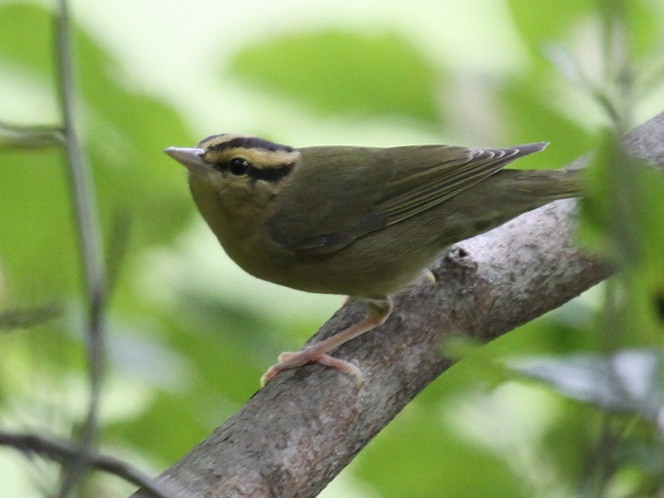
[165,134,580,386]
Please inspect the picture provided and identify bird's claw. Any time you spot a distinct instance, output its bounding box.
[260,349,363,386]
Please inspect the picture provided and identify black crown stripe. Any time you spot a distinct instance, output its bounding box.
[210,136,294,153]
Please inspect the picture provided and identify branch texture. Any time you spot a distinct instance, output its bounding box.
[132,112,664,498]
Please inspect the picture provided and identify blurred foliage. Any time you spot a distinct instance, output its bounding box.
[229,29,443,125]
[0,2,194,302]
[1,0,664,497]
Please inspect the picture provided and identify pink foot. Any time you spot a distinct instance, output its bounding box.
[260,347,362,386]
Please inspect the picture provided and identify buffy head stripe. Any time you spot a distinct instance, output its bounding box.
[197,134,301,182]
[204,135,294,154]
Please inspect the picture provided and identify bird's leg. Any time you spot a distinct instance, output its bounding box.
[260,297,393,386]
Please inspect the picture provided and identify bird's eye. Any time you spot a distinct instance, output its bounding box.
[228,157,251,176]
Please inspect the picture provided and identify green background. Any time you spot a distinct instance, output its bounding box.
[1,0,664,496]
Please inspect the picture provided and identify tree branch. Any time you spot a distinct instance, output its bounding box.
[131,112,664,498]
[53,0,109,495]
[0,430,186,498]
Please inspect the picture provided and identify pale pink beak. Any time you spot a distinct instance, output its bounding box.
[164,147,210,175]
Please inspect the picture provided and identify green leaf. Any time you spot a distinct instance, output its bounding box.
[0,3,197,301]
[580,131,664,295]
[228,29,443,125]
[510,350,663,420]
[507,0,594,52]
[0,148,80,297]
[0,2,57,89]
[498,76,592,165]
[356,405,529,498]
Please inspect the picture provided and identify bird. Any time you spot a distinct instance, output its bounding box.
[165,134,581,386]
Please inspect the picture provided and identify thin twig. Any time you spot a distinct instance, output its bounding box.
[53,0,109,496]
[0,304,62,331]
[0,430,184,498]
[0,120,63,149]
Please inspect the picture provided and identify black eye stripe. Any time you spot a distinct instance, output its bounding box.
[217,160,294,182]
[249,163,294,182]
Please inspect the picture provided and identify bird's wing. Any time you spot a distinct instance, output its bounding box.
[268,143,546,255]
[375,143,546,225]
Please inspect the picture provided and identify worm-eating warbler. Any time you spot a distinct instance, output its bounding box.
[165,134,580,386]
